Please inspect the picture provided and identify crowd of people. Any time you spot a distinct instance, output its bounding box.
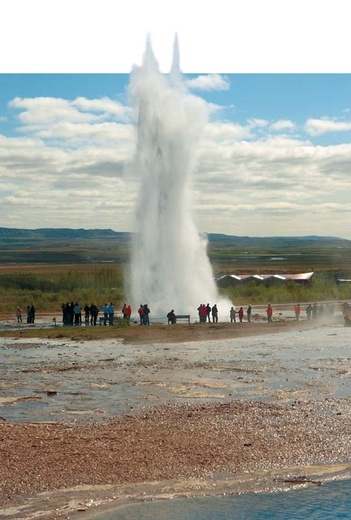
[137,304,151,325]
[196,303,255,324]
[230,304,252,323]
[195,301,342,324]
[61,302,101,326]
[14,300,350,326]
[15,305,35,324]
[304,302,335,320]
[197,303,219,323]
[60,302,141,326]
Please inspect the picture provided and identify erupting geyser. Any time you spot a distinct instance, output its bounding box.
[129,36,228,317]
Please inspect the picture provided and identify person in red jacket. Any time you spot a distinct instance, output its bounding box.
[266,303,273,322]
[294,303,301,321]
[125,304,132,321]
[238,307,244,322]
[198,304,207,323]
[138,304,144,324]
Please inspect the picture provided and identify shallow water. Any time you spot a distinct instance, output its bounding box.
[84,479,351,519]
[1,324,351,422]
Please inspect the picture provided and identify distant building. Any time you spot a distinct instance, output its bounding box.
[216,272,314,288]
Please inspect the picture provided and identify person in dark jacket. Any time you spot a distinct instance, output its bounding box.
[143,304,150,325]
[167,309,176,324]
[211,304,218,323]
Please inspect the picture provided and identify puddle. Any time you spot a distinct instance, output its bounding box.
[1,325,351,423]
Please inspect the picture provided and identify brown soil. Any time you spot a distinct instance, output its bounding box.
[117,319,323,344]
[1,399,351,518]
[0,314,336,345]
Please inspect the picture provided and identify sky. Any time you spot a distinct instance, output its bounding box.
[1,0,351,239]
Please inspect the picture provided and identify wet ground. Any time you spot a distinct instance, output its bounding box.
[1,322,350,424]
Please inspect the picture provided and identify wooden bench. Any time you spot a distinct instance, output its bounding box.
[173,314,190,324]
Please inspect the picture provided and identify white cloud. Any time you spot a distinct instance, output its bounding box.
[195,135,351,213]
[305,117,351,136]
[9,96,133,128]
[186,74,230,91]
[9,97,98,125]
[2,91,351,238]
[247,118,269,129]
[206,102,230,115]
[270,119,296,132]
[72,97,133,121]
[204,121,252,142]
[6,95,136,155]
[27,121,134,146]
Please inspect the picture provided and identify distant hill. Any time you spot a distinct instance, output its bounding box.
[0,228,350,269]
[0,227,349,244]
[207,233,350,245]
[0,227,132,264]
[0,227,130,240]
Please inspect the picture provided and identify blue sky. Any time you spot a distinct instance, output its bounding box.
[1,0,351,239]
[2,74,351,145]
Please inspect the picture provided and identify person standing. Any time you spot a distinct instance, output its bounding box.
[238,307,244,322]
[198,304,206,323]
[108,302,115,325]
[200,304,207,323]
[266,303,273,323]
[90,304,98,326]
[198,304,207,323]
[84,304,90,325]
[294,303,301,321]
[206,303,211,322]
[102,302,109,325]
[16,306,22,323]
[142,304,150,325]
[29,304,35,324]
[305,304,312,320]
[230,306,236,323]
[312,302,318,320]
[138,304,144,324]
[73,302,81,326]
[211,304,218,323]
[247,304,252,322]
[26,305,31,323]
[61,303,66,324]
[125,304,132,321]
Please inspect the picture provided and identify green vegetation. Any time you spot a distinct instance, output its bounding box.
[1,266,350,315]
[0,266,125,313]
[219,274,351,306]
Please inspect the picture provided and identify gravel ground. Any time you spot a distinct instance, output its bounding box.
[1,398,351,517]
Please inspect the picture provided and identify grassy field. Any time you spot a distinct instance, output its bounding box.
[0,263,350,314]
[0,264,125,314]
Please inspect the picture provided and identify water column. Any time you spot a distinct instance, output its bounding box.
[128,37,223,317]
